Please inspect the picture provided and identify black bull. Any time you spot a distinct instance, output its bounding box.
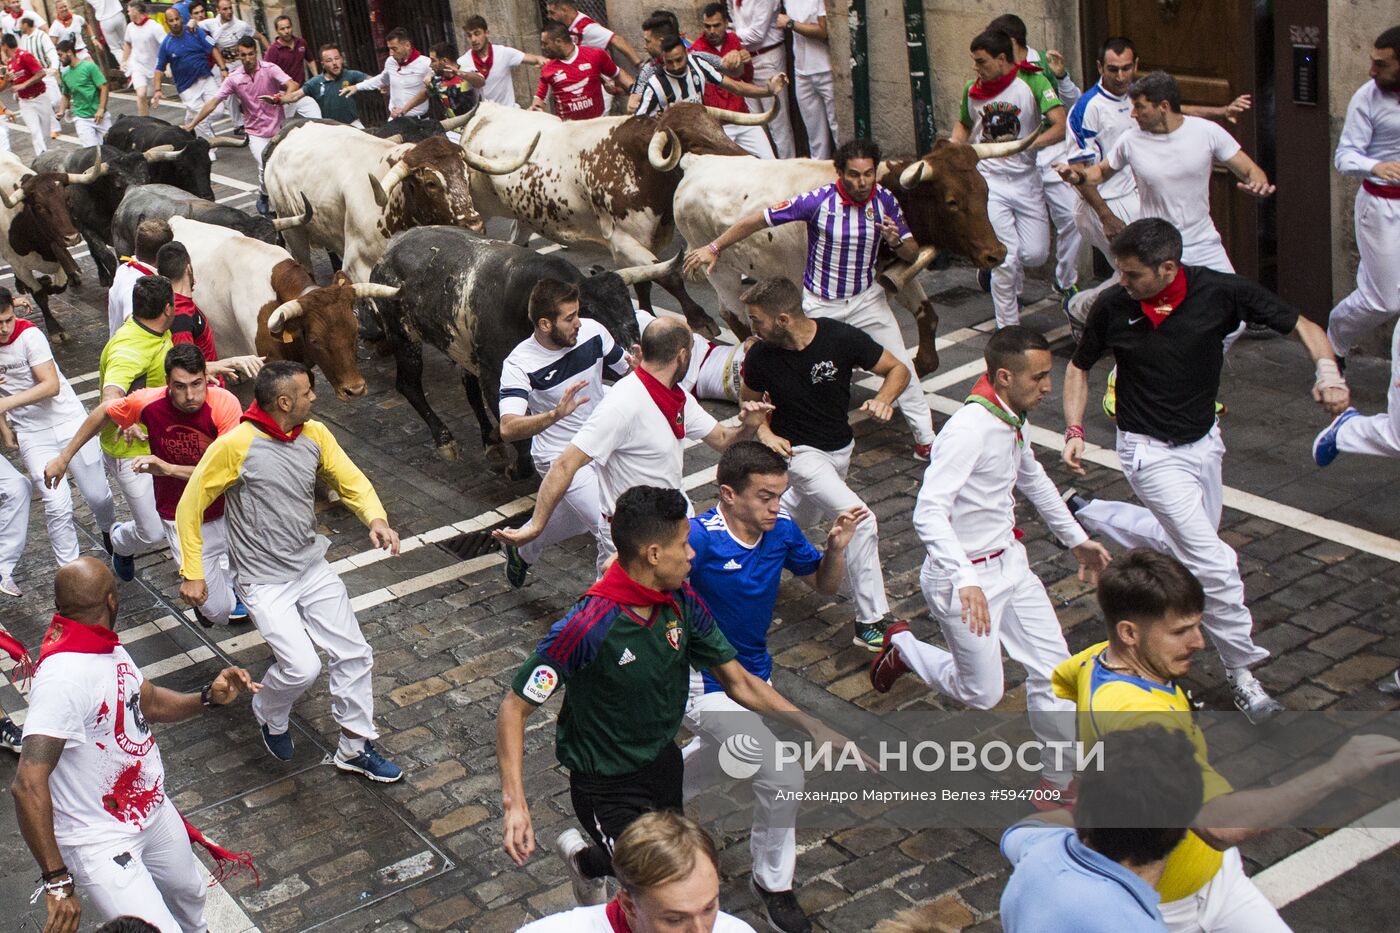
[366,226,653,480]
[104,115,247,200]
[32,146,150,287]
[111,184,312,259]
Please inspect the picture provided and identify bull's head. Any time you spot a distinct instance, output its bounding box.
[576,261,667,350]
[369,134,538,231]
[103,150,153,205]
[879,134,1047,271]
[0,160,105,275]
[642,102,748,172]
[263,272,397,399]
[141,133,245,200]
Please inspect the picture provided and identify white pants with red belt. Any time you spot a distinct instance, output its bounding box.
[1074,426,1268,671]
[1327,188,1400,359]
[747,46,793,158]
[60,799,208,933]
[803,284,935,446]
[901,540,1076,786]
[1158,847,1289,933]
[521,459,608,578]
[164,517,236,624]
[240,558,377,739]
[19,418,116,565]
[781,443,888,624]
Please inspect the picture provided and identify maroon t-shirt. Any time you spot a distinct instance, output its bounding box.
[263,36,312,84]
[108,387,241,522]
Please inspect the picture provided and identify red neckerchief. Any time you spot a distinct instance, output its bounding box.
[835,178,874,207]
[2,316,33,346]
[394,48,422,70]
[241,401,303,442]
[132,13,147,25]
[1139,269,1189,328]
[585,561,680,620]
[124,257,155,275]
[36,614,120,669]
[635,366,686,439]
[964,374,1025,446]
[57,12,72,25]
[969,61,1038,101]
[471,44,493,78]
[0,628,35,682]
[605,898,632,932]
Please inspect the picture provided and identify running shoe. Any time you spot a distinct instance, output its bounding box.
[913,443,932,462]
[1102,366,1117,419]
[112,549,135,583]
[228,599,250,624]
[334,741,403,783]
[556,829,608,906]
[0,716,21,753]
[260,724,295,761]
[504,544,530,589]
[1231,677,1284,725]
[852,618,889,652]
[1313,407,1359,467]
[1060,288,1085,345]
[750,876,813,933]
[869,620,912,693]
[0,574,20,598]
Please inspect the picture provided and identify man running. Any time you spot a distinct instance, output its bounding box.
[122,1,166,117]
[153,7,220,146]
[177,361,404,780]
[460,15,544,108]
[0,293,115,596]
[683,442,863,933]
[530,21,627,121]
[109,219,171,336]
[12,557,257,933]
[262,14,319,119]
[686,138,936,458]
[1060,219,1348,723]
[1312,25,1400,467]
[2,32,54,155]
[869,326,1110,800]
[56,39,109,146]
[340,27,431,119]
[494,315,771,564]
[739,276,910,650]
[634,35,784,120]
[497,485,848,905]
[291,44,367,125]
[199,0,260,133]
[46,344,248,626]
[497,279,631,585]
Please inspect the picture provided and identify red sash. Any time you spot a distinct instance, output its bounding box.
[2,315,34,346]
[635,367,686,439]
[1139,269,1189,328]
[968,61,1040,101]
[240,401,303,442]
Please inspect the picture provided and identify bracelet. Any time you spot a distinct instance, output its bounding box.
[706,241,721,257]
[200,683,219,707]
[40,866,69,883]
[1065,424,1085,441]
[29,878,73,905]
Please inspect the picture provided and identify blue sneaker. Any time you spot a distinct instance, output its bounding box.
[112,549,135,582]
[261,724,295,761]
[229,599,250,623]
[1313,407,1359,467]
[504,544,530,589]
[976,268,992,293]
[334,741,403,783]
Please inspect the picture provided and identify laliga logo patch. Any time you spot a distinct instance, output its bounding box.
[665,620,682,651]
[718,732,764,779]
[522,664,558,703]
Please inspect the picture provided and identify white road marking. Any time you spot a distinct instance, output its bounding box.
[1252,799,1400,908]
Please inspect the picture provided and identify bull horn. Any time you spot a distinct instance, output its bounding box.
[369,160,413,207]
[267,299,304,334]
[0,183,24,209]
[969,126,1043,161]
[704,97,780,126]
[647,128,682,172]
[207,134,250,149]
[65,150,108,185]
[270,192,314,231]
[382,133,404,145]
[613,253,682,287]
[899,159,931,189]
[462,131,539,175]
[439,111,475,132]
[350,283,402,300]
[878,246,940,293]
[142,144,185,163]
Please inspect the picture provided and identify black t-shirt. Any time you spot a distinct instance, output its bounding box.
[742,319,885,451]
[1072,266,1300,444]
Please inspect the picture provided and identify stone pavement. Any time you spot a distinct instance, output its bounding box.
[2,91,1400,932]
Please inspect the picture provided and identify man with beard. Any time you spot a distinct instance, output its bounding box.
[292,44,368,125]
[339,27,431,119]
[496,280,631,586]
[530,20,628,120]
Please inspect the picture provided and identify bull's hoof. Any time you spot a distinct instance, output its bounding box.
[47,327,68,343]
[507,462,538,482]
[914,345,940,378]
[436,441,460,462]
[720,310,752,341]
[687,313,721,340]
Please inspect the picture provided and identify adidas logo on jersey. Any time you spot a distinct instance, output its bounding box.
[618,648,637,666]
[722,559,743,571]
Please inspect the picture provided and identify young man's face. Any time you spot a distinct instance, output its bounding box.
[277,372,316,424]
[165,8,183,34]
[661,43,688,76]
[745,304,791,346]
[1134,612,1206,681]
[467,28,489,53]
[217,0,232,20]
[127,3,144,20]
[1131,95,1171,133]
[1372,46,1400,92]
[993,348,1054,415]
[236,43,259,68]
[545,3,573,26]
[539,32,569,60]
[387,37,410,63]
[1115,255,1178,302]
[700,13,727,49]
[1099,47,1138,96]
[618,858,723,933]
[54,0,70,16]
[275,18,293,41]
[971,48,1013,83]
[0,304,16,343]
[167,365,209,414]
[649,519,695,593]
[720,472,788,533]
[541,300,582,347]
[321,48,343,76]
[839,157,878,202]
[58,48,76,67]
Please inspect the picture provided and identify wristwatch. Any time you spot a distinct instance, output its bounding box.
[200,683,218,707]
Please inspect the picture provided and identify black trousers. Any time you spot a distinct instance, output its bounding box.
[568,743,684,879]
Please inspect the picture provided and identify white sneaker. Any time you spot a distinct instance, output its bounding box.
[556,828,607,907]
[0,574,20,598]
[1231,676,1283,724]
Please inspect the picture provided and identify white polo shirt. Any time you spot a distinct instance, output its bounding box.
[519,904,756,932]
[570,369,717,518]
[0,324,86,433]
[458,43,526,107]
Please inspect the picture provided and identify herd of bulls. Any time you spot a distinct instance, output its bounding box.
[9,102,1039,478]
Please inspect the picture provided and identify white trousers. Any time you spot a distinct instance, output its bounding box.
[904,541,1076,785]
[781,443,888,623]
[98,13,128,70]
[1075,427,1268,671]
[1067,190,1142,325]
[220,59,244,128]
[74,112,113,146]
[1158,847,1290,933]
[1041,172,1083,291]
[106,453,166,557]
[723,122,775,159]
[1327,189,1400,359]
[682,688,802,891]
[747,47,793,158]
[1337,313,1400,457]
[803,284,935,445]
[240,559,377,739]
[248,133,272,192]
[177,76,220,143]
[60,800,208,933]
[794,70,836,160]
[986,171,1050,328]
[163,517,236,624]
[521,458,609,578]
[20,419,116,565]
[1182,234,1235,274]
[0,454,28,579]
[282,96,322,120]
[18,95,52,154]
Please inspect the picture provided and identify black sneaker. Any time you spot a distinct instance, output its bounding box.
[0,716,21,753]
[504,543,530,588]
[750,877,812,933]
[101,530,113,554]
[852,618,889,652]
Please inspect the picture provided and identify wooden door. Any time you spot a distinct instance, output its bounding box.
[1080,0,1259,278]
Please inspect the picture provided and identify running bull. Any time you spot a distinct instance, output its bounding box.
[104,115,248,201]
[111,183,313,258]
[32,145,151,288]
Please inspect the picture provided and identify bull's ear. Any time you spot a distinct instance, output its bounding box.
[931,139,954,152]
[331,270,353,288]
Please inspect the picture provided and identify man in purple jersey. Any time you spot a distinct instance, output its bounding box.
[685,138,936,459]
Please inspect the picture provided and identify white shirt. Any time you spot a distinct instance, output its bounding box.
[18,27,58,75]
[499,318,628,469]
[49,15,88,53]
[91,0,123,20]
[1335,79,1400,188]
[786,0,830,75]
[1026,48,1080,170]
[23,645,169,847]
[458,43,526,107]
[355,51,432,116]
[201,14,254,52]
[963,70,1062,178]
[1068,80,1138,201]
[913,400,1086,590]
[570,369,717,518]
[108,259,151,335]
[0,326,86,432]
[729,0,782,52]
[1107,116,1240,253]
[124,18,167,75]
[567,11,614,50]
[520,904,757,933]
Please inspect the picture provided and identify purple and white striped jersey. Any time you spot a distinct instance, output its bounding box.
[764,184,912,300]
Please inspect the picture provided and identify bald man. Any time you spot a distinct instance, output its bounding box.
[11,557,257,933]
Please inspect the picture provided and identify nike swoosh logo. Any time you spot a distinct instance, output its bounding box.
[1128,316,1145,325]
